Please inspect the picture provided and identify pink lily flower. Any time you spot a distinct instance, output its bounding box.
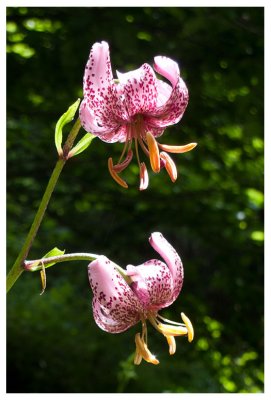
[88,232,194,365]
[79,41,197,190]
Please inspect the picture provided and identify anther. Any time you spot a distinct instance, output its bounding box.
[146,132,160,173]
[139,162,149,191]
[134,333,159,365]
[158,142,197,153]
[166,335,176,355]
[108,158,128,188]
[181,312,194,342]
[160,152,178,182]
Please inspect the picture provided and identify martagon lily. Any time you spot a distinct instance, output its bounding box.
[88,232,194,365]
[79,41,197,190]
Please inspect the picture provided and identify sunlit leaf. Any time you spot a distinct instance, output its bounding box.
[54,98,80,156]
[69,133,95,158]
[30,247,65,271]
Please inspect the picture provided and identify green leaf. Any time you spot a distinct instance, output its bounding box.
[43,247,65,259]
[54,98,81,155]
[69,133,95,157]
[30,247,65,271]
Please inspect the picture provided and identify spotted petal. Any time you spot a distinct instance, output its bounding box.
[80,41,127,136]
[88,256,142,333]
[116,63,158,117]
[149,232,183,302]
[146,56,189,128]
[126,259,174,311]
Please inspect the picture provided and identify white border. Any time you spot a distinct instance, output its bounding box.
[2,1,269,399]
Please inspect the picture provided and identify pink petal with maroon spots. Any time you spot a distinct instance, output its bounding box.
[116,63,158,116]
[142,121,165,139]
[88,256,142,333]
[79,99,118,135]
[155,79,172,108]
[154,56,180,87]
[149,232,183,302]
[82,41,128,131]
[145,56,189,128]
[79,100,129,143]
[126,259,174,311]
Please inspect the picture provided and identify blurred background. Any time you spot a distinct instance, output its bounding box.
[6,7,264,393]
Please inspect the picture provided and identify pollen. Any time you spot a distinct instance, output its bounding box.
[134,333,159,365]
[158,142,198,154]
[181,312,194,342]
[139,162,149,191]
[160,152,178,182]
[157,322,188,337]
[146,131,160,173]
[108,157,128,188]
[166,335,176,355]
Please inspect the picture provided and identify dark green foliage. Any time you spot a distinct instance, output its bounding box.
[7,7,264,393]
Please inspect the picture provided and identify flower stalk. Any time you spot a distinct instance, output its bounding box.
[6,118,82,293]
[24,252,100,272]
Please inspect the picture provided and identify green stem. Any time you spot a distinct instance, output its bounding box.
[6,118,82,293]
[24,253,100,272]
[24,253,133,285]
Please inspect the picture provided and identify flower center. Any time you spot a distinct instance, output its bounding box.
[107,114,197,190]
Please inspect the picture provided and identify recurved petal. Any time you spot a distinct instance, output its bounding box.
[149,232,183,302]
[146,56,188,128]
[154,56,180,87]
[156,79,172,107]
[146,77,189,128]
[116,63,158,116]
[88,256,142,333]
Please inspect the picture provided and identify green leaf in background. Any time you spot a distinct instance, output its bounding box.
[54,98,81,156]
[68,133,96,158]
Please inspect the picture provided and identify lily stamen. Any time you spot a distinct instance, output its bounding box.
[139,162,149,191]
[134,333,159,365]
[146,131,160,173]
[166,335,176,355]
[156,313,187,326]
[148,312,194,339]
[158,142,198,153]
[112,149,133,173]
[108,158,128,188]
[134,347,143,365]
[157,323,188,336]
[117,128,132,164]
[181,312,194,342]
[138,136,150,157]
[160,152,178,182]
